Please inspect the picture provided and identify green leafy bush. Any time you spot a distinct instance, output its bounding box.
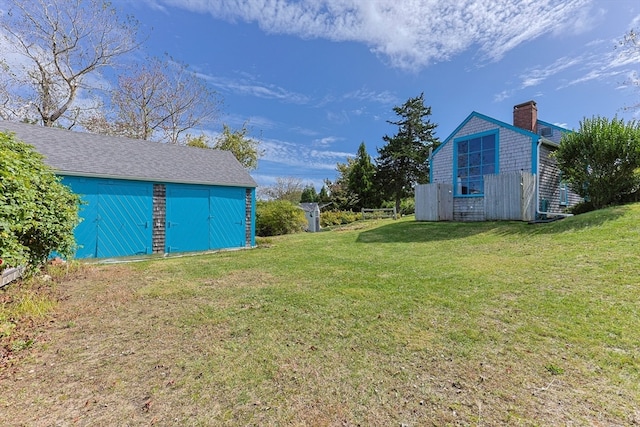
[256,200,307,236]
[320,210,362,227]
[382,198,415,215]
[555,117,640,210]
[0,131,80,270]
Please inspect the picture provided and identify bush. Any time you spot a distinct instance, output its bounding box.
[320,210,362,227]
[256,200,307,236]
[0,131,80,270]
[382,198,415,215]
[555,116,640,210]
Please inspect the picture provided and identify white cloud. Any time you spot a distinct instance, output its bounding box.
[198,72,310,103]
[312,136,339,147]
[260,136,351,170]
[343,88,398,104]
[520,56,585,88]
[151,0,594,70]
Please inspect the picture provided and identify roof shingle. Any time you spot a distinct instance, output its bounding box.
[0,120,257,188]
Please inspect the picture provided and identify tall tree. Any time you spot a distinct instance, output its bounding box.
[212,123,262,170]
[0,0,139,127]
[619,29,639,111]
[258,177,305,203]
[300,185,319,203]
[84,56,221,144]
[318,185,331,204]
[348,142,377,210]
[375,93,439,213]
[324,158,359,211]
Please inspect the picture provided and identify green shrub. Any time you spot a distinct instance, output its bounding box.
[0,131,80,270]
[555,116,640,210]
[382,198,415,215]
[320,210,362,227]
[256,200,307,236]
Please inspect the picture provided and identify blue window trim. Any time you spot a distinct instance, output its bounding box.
[453,129,499,197]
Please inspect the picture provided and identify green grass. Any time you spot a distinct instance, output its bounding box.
[1,204,639,426]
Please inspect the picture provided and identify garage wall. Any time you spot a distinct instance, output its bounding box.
[62,177,254,258]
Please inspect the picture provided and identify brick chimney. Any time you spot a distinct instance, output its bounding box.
[513,100,537,132]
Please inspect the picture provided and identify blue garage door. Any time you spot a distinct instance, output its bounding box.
[62,177,152,258]
[210,187,246,249]
[96,182,152,258]
[165,184,247,253]
[166,186,210,253]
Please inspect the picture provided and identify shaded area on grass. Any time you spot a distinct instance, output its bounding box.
[356,205,630,243]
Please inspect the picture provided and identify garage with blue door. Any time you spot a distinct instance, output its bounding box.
[1,120,257,259]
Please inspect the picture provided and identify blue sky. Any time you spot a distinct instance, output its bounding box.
[25,1,640,189]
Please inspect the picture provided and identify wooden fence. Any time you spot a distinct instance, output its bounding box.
[484,172,535,221]
[361,208,397,220]
[1,266,25,288]
[415,183,453,221]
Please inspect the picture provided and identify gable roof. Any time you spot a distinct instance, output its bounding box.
[0,120,257,188]
[431,110,569,159]
[299,202,320,212]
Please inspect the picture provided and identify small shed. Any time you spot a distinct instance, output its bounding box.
[299,203,321,232]
[1,120,257,258]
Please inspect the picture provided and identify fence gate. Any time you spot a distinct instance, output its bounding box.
[415,183,453,221]
[484,172,535,221]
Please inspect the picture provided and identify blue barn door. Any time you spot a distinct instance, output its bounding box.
[166,186,210,253]
[62,177,98,259]
[210,187,246,249]
[95,182,151,258]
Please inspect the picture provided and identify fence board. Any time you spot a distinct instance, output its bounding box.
[415,183,453,221]
[485,172,535,221]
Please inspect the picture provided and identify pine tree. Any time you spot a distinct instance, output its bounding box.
[375,93,439,213]
[348,142,377,210]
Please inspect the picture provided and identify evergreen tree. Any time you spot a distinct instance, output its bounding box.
[325,158,359,211]
[318,186,331,204]
[300,185,319,203]
[348,142,377,210]
[375,93,439,213]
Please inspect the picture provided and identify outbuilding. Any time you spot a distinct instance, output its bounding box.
[299,202,321,232]
[1,120,257,258]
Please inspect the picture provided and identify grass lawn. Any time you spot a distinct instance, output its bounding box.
[1,204,639,426]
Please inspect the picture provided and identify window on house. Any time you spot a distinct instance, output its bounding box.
[455,132,497,196]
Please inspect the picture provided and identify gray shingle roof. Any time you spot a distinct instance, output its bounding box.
[0,120,257,187]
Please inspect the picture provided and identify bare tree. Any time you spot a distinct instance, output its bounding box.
[85,56,221,144]
[618,29,640,111]
[258,177,305,203]
[0,0,139,127]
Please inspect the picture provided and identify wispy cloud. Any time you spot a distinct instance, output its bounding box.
[520,56,585,88]
[261,137,351,171]
[198,72,310,103]
[150,0,593,70]
[312,136,340,147]
[343,88,398,104]
[496,12,640,101]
